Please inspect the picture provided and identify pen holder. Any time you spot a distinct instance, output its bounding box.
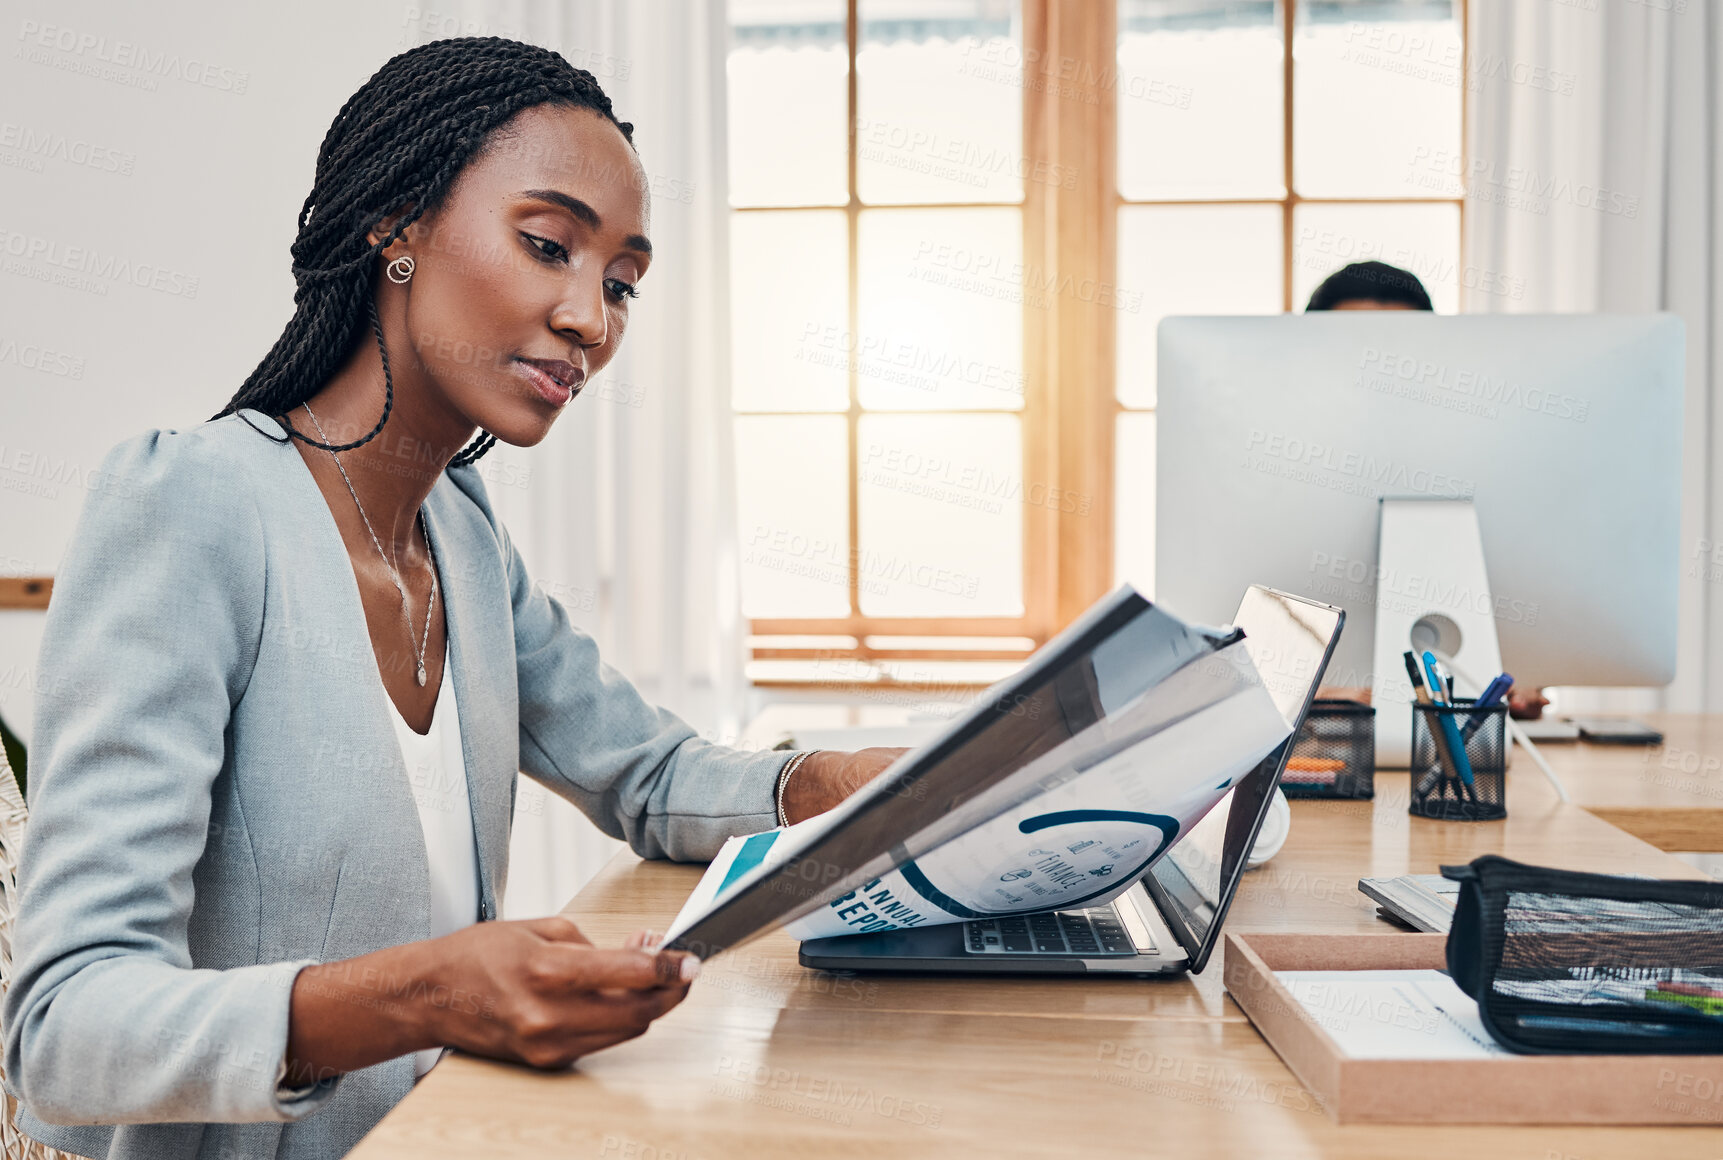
[1281,699,1375,800]
[1408,700,1507,821]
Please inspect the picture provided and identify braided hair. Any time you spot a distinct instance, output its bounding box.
[212,36,634,467]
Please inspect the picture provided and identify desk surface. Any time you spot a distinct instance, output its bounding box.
[1531,713,1723,851]
[350,722,1723,1158]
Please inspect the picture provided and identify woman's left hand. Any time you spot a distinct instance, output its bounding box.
[779,747,911,825]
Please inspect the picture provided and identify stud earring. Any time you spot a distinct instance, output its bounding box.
[385,255,415,284]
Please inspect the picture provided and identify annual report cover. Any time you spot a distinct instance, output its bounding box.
[666,594,1292,945]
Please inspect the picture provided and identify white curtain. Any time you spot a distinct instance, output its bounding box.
[405,1,745,917]
[1465,0,1723,713]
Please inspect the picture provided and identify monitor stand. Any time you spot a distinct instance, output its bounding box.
[1369,498,1504,768]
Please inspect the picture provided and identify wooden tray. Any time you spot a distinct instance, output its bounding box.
[1224,931,1723,1125]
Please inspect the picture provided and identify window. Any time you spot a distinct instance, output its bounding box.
[1113,0,1465,596]
[725,0,1465,685]
[728,0,1039,687]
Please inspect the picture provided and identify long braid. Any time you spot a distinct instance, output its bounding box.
[213,37,634,468]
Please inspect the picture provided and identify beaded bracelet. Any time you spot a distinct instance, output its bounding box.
[774,750,820,828]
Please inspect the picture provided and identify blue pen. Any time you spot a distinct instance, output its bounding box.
[1423,651,1476,787]
[1461,672,1514,741]
[1411,654,1464,799]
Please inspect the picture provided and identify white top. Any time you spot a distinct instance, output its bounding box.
[383,639,482,1078]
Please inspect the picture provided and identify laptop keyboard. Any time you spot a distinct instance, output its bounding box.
[963,905,1145,957]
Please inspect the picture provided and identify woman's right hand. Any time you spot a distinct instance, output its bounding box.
[424,916,698,1069]
[284,917,698,1085]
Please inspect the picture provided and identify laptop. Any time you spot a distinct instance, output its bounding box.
[798,587,1344,977]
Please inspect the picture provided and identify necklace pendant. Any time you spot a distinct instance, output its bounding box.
[416,665,427,687]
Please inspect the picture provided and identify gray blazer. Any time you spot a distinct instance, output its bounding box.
[4,409,792,1159]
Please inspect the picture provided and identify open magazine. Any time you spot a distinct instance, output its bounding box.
[666,587,1294,951]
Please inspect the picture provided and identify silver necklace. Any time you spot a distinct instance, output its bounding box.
[301,402,439,687]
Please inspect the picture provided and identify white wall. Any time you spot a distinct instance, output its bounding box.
[0,0,428,736]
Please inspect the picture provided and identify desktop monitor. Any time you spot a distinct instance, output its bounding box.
[1154,313,1683,761]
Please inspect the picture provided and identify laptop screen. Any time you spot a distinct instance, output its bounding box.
[1142,587,1344,971]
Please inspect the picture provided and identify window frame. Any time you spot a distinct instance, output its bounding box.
[737,0,1056,686]
[738,0,1467,690]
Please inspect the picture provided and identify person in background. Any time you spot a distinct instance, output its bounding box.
[1305,259,1434,312]
[1303,262,1545,716]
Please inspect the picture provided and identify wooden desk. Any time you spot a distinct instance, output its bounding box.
[1530,713,1723,852]
[351,741,1723,1158]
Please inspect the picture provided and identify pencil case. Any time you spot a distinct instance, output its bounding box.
[1443,854,1723,1054]
[1281,699,1374,800]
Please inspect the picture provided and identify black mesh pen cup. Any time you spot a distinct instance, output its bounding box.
[1409,699,1508,821]
[1282,699,1375,799]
